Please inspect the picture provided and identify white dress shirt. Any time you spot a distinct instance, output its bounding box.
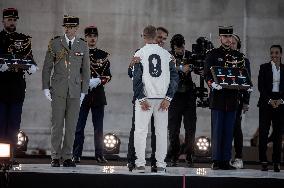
[271,61,280,92]
[64,34,75,47]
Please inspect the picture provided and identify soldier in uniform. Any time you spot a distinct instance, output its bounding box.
[0,8,37,155]
[167,34,197,167]
[204,26,247,170]
[42,15,90,167]
[72,26,111,163]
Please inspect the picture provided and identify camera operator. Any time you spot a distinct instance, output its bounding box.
[167,34,197,167]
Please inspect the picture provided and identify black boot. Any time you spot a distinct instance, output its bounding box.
[211,161,220,170]
[273,163,280,172]
[261,162,268,171]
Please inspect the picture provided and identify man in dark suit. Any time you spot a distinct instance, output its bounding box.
[258,44,284,172]
[72,26,111,163]
[0,8,37,155]
[167,34,197,167]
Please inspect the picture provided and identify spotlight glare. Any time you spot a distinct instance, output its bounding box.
[103,133,121,154]
[194,136,211,157]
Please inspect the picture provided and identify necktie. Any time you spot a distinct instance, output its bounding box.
[68,41,72,50]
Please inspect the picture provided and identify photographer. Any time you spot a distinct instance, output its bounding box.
[167,34,197,167]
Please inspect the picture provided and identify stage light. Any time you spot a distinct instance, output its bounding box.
[103,133,121,155]
[196,168,207,176]
[102,166,115,174]
[16,130,28,153]
[194,136,211,157]
[0,140,12,171]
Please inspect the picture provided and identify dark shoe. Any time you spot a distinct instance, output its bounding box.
[273,163,280,172]
[151,165,157,172]
[170,159,178,167]
[51,159,60,167]
[211,161,220,170]
[63,159,76,167]
[261,162,268,171]
[95,156,108,163]
[11,159,20,166]
[186,157,194,168]
[72,156,80,163]
[127,163,135,172]
[221,161,236,170]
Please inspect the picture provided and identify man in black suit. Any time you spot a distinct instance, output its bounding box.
[72,26,111,163]
[258,44,284,172]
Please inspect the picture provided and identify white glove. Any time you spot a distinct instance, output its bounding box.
[80,93,85,106]
[0,63,9,72]
[27,65,38,74]
[43,89,52,101]
[247,87,253,92]
[211,82,222,90]
[89,78,101,89]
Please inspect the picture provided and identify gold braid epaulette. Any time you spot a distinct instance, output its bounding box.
[48,38,68,64]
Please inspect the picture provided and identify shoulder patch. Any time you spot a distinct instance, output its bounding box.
[79,37,86,42]
[51,36,60,40]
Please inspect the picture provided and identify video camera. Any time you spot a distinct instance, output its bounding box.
[191,37,214,108]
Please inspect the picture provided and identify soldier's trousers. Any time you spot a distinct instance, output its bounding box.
[51,96,80,160]
[73,102,105,158]
[211,110,236,161]
[0,101,23,148]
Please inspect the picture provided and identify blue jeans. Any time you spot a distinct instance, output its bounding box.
[73,102,105,158]
[211,110,236,161]
[0,101,23,146]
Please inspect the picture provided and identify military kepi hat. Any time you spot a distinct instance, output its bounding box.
[62,15,79,27]
[84,26,98,36]
[219,26,233,36]
[3,8,19,19]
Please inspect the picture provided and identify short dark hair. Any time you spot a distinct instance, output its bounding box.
[270,45,282,54]
[170,34,185,50]
[143,25,156,40]
[157,27,168,36]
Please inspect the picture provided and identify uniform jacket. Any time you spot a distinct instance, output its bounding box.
[258,62,284,106]
[84,48,111,106]
[204,46,245,111]
[42,35,90,98]
[0,30,35,102]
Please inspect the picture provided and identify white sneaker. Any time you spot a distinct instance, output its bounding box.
[133,166,145,173]
[232,158,243,169]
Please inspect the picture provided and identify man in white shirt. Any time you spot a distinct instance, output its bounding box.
[132,25,178,173]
